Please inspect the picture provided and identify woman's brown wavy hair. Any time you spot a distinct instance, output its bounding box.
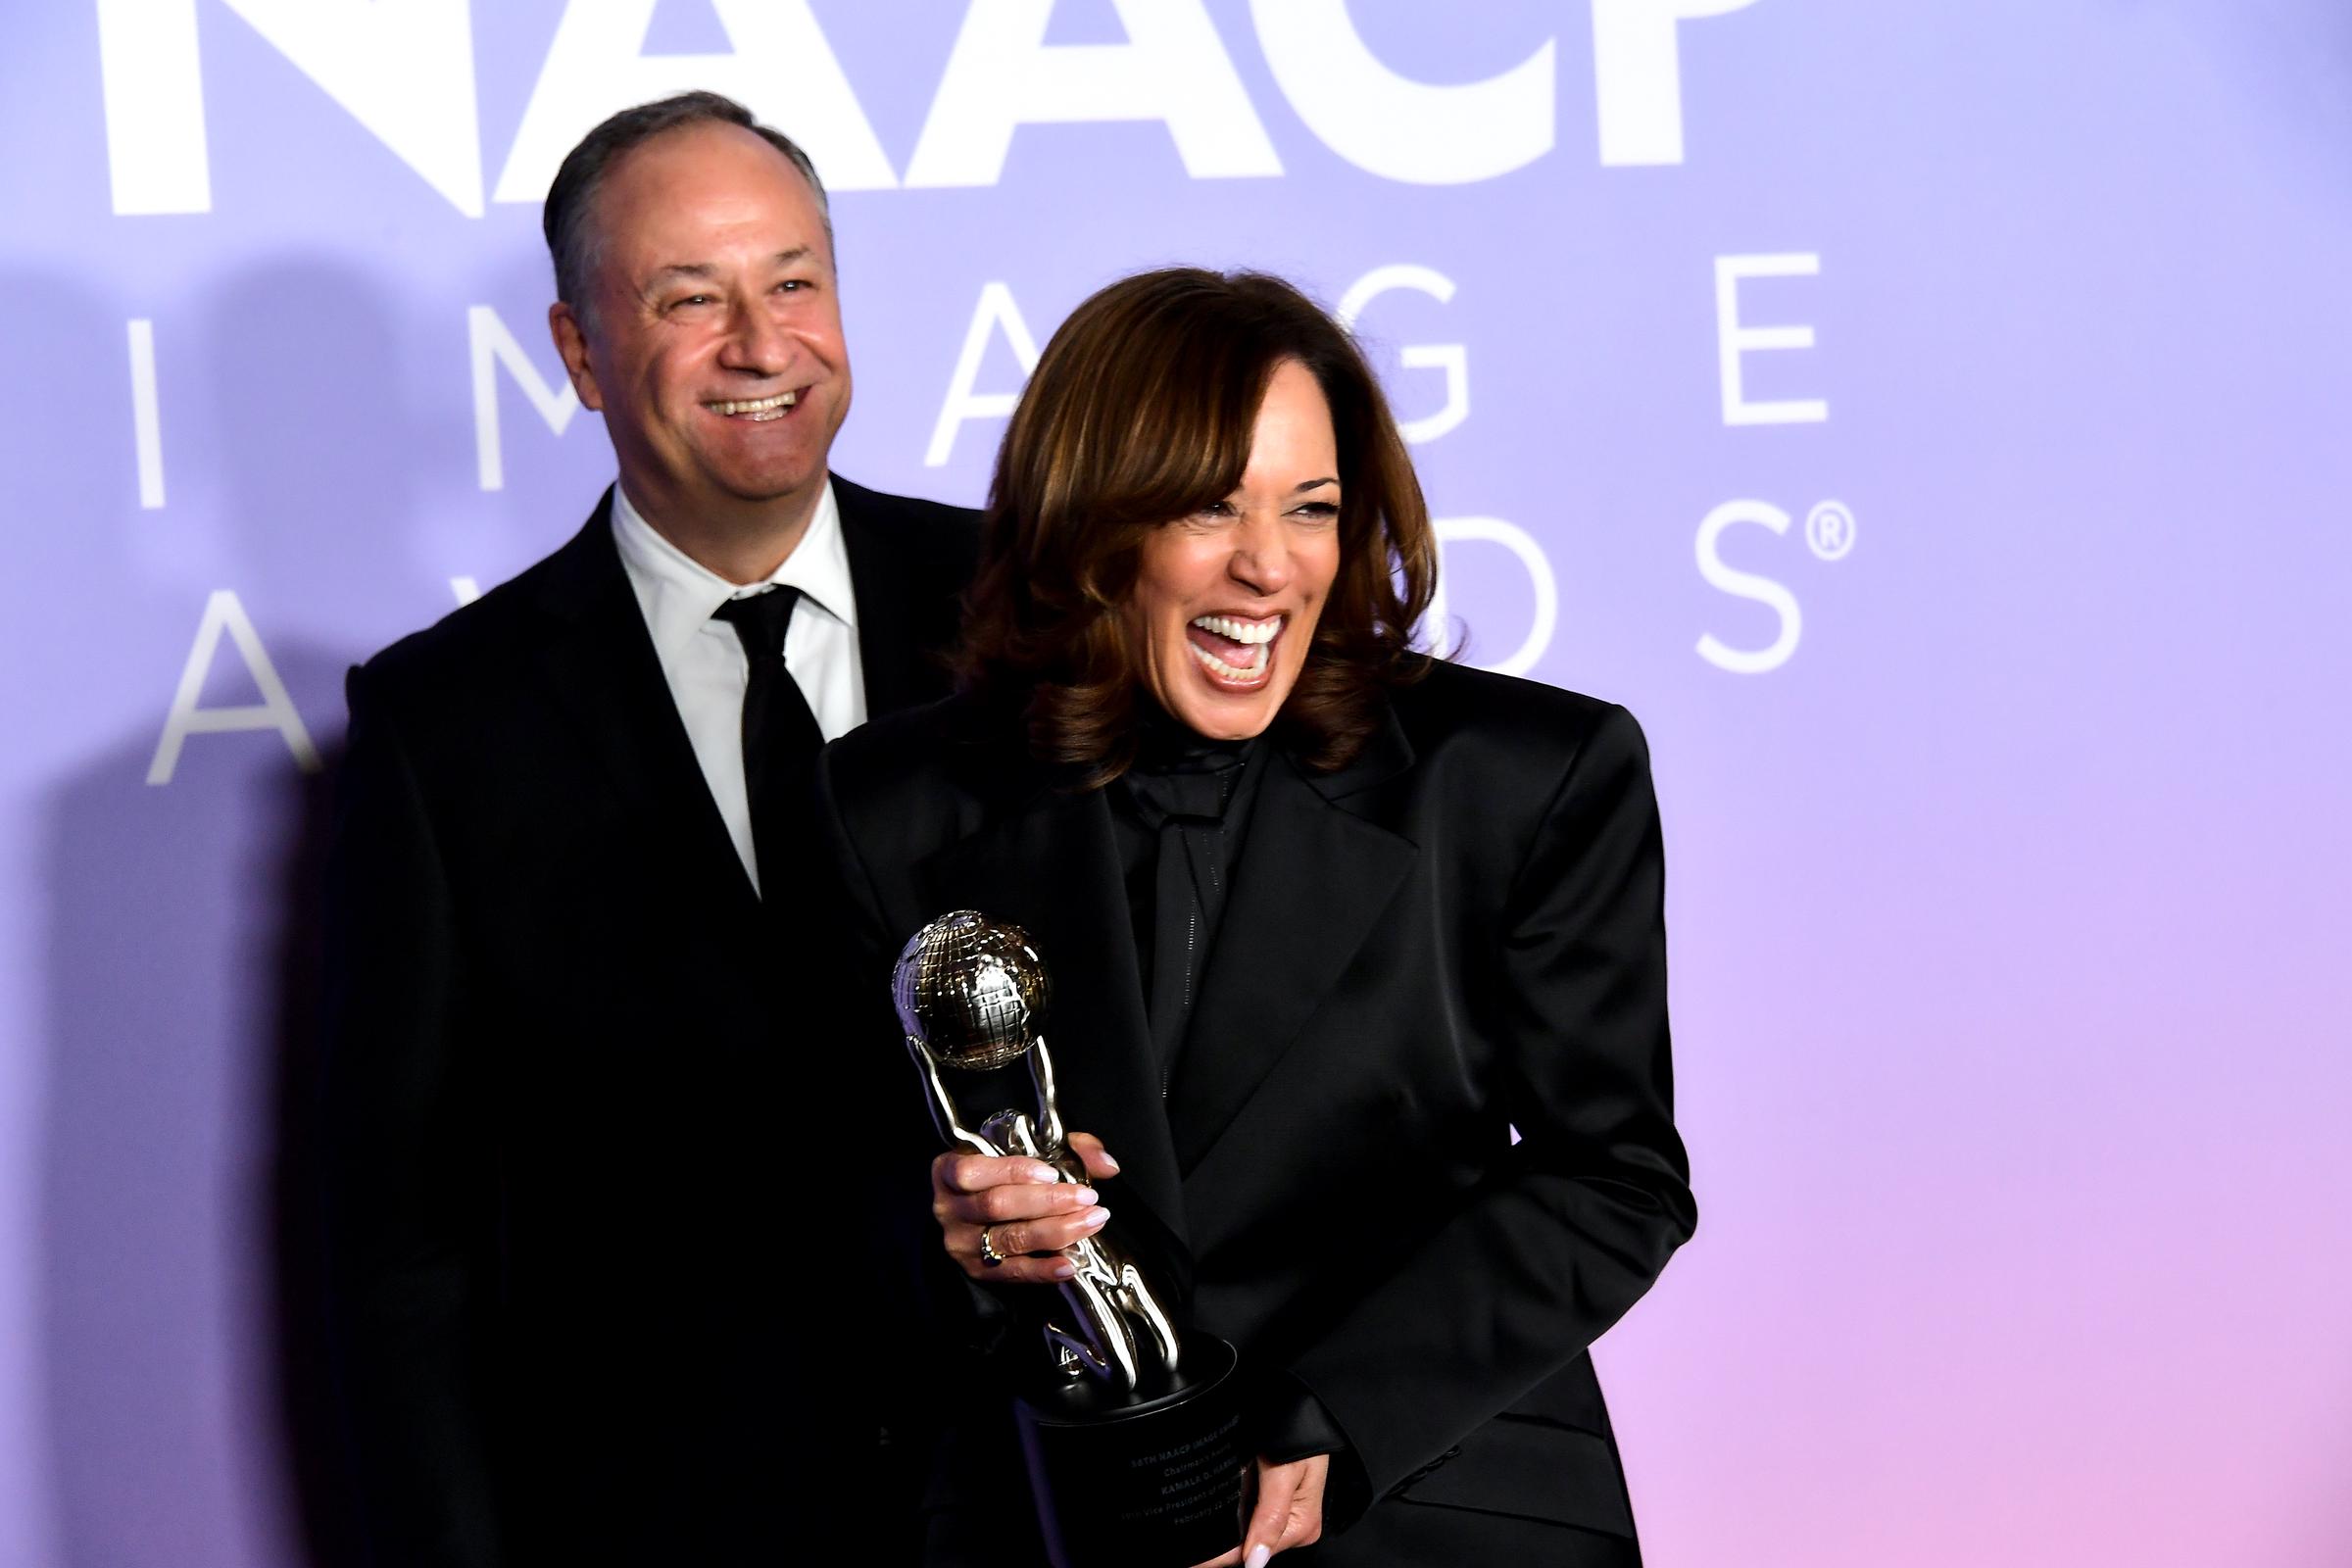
[958,268,1437,785]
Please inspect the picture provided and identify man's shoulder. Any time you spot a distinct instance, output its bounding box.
[354,512,604,711]
[359,551,550,685]
[832,472,982,531]
[832,475,982,568]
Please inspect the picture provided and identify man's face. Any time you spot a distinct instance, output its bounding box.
[554,122,851,530]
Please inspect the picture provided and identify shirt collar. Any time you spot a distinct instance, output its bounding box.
[610,478,856,667]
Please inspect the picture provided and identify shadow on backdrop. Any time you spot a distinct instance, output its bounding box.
[39,256,426,1568]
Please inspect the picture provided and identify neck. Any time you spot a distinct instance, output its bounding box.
[1134,695,1257,770]
[623,472,826,585]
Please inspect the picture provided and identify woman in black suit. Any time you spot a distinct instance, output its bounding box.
[814,269,1694,1566]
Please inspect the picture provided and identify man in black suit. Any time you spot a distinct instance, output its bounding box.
[318,92,976,1567]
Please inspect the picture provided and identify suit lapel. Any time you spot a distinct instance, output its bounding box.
[924,772,1190,1259]
[1164,712,1420,1174]
[527,491,760,915]
[837,474,952,717]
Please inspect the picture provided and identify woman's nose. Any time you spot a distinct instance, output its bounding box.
[1227,512,1294,594]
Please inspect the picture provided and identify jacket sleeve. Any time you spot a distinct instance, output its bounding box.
[1285,704,1696,1504]
[319,662,503,1568]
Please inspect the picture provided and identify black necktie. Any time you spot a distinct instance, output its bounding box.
[711,587,826,894]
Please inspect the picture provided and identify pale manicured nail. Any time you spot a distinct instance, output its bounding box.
[1070,1187,1099,1206]
[1051,1260,1076,1279]
[1246,1546,1271,1568]
[1080,1207,1110,1229]
[1031,1164,1062,1184]
[1098,1149,1122,1171]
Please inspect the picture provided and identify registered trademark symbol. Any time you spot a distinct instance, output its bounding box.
[1805,500,1855,562]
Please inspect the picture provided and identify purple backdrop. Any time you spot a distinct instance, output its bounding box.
[3,3,2348,1565]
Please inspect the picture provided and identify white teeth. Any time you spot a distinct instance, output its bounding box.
[1188,613,1283,645]
[1186,613,1280,685]
[709,391,798,416]
[1187,640,1269,684]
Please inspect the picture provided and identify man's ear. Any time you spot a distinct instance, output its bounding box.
[548,302,604,413]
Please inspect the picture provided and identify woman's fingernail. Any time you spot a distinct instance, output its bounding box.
[1081,1207,1110,1229]
[1070,1187,1099,1206]
[1246,1546,1271,1568]
[1031,1164,1061,1184]
[1051,1260,1076,1280]
[1099,1150,1121,1172]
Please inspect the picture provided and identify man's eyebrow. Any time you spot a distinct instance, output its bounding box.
[643,247,815,289]
[644,261,719,288]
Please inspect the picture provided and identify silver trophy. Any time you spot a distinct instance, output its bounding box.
[894,910,1181,1392]
[894,910,1245,1568]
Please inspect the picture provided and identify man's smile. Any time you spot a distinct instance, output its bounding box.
[704,389,800,421]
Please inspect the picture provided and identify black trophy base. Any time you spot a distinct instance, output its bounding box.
[1014,1334,1247,1568]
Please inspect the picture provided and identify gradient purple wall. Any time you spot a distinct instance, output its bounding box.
[2,3,2347,1565]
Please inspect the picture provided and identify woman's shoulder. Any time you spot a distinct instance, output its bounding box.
[1388,660,1647,771]
[1377,663,1658,865]
[827,690,985,788]
[828,689,967,773]
[820,689,1025,830]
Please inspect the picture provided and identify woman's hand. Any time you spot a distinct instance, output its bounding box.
[1190,1452,1328,1568]
[930,1131,1120,1284]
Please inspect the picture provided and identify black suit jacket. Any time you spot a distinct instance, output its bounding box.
[812,662,1696,1565]
[319,478,978,1568]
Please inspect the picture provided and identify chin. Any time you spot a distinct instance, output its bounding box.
[1179,710,1273,742]
[711,461,822,504]
[1160,674,1295,742]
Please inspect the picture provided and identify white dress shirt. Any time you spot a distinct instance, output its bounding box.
[611,479,865,895]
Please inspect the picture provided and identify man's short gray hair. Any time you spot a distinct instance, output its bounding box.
[542,90,832,335]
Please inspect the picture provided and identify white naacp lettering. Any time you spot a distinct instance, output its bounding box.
[926,282,1043,468]
[1427,518,1559,678]
[906,0,1280,187]
[127,318,167,509]
[496,0,895,205]
[469,305,582,492]
[97,0,209,214]
[1592,0,1765,167]
[1714,253,1828,426]
[101,0,1763,218]
[1694,499,1800,673]
[1335,266,1469,445]
[148,590,322,784]
[99,0,482,217]
[1252,0,1552,184]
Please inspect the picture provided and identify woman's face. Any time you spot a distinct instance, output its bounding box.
[1127,359,1344,741]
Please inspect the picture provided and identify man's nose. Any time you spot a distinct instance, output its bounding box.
[718,291,791,374]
